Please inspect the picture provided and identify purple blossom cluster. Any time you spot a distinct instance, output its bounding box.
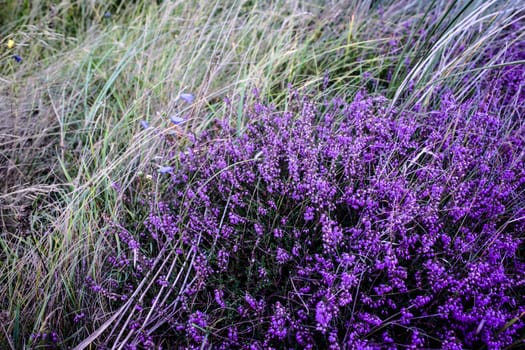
[30,331,60,347]
[93,56,524,349]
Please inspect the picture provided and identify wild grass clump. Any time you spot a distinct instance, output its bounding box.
[85,54,525,348]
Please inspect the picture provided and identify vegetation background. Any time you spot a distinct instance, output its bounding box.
[0,0,523,348]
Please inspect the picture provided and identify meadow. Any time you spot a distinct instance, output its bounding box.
[0,0,524,349]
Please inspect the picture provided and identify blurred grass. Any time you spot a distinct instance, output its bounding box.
[0,0,523,348]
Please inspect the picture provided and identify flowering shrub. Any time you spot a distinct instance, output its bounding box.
[97,75,525,349]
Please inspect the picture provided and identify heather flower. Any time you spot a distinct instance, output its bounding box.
[268,302,289,340]
[214,289,226,308]
[30,331,59,346]
[73,313,85,323]
[156,275,169,287]
[315,300,334,333]
[275,247,290,264]
[187,311,208,343]
[303,206,315,221]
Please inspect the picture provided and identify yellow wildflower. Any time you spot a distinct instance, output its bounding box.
[7,39,15,49]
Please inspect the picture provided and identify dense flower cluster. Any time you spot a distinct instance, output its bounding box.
[95,60,524,348]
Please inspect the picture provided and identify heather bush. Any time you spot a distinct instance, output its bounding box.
[91,56,525,348]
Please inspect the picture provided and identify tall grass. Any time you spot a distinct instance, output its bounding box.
[0,0,523,348]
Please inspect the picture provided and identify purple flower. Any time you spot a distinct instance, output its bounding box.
[275,247,290,264]
[170,115,185,124]
[73,313,86,323]
[304,206,315,221]
[140,120,149,129]
[180,93,195,103]
[158,166,173,174]
[214,289,226,307]
[315,301,332,332]
[13,55,22,63]
[268,302,289,340]
[187,311,208,343]
[156,275,169,287]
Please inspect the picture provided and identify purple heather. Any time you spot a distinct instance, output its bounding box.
[88,40,524,349]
